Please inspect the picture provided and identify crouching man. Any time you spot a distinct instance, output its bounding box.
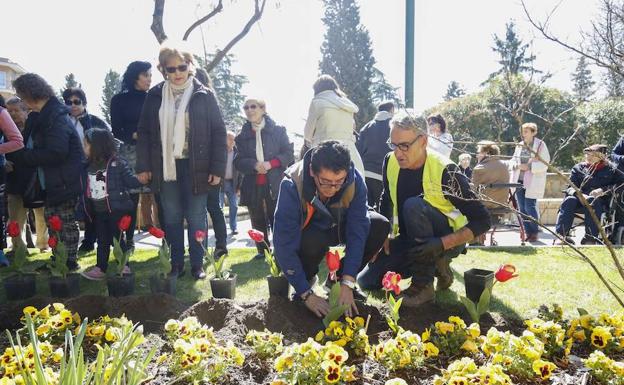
[273,140,389,318]
[357,112,491,307]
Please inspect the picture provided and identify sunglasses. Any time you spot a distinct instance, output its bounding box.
[243,104,258,110]
[65,99,83,106]
[165,64,189,74]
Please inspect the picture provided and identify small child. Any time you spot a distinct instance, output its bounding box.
[80,128,144,280]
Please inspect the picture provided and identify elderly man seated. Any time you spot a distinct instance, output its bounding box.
[471,141,510,209]
[555,144,623,245]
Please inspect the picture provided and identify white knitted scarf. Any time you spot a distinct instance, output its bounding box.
[160,77,194,181]
[252,117,266,163]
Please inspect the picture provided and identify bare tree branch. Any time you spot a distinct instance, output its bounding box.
[151,0,167,44]
[182,0,224,41]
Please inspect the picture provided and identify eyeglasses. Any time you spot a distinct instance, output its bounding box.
[165,64,189,74]
[243,104,258,110]
[314,175,346,189]
[387,135,423,152]
[65,99,83,106]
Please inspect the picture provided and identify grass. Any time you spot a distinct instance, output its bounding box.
[1,246,622,320]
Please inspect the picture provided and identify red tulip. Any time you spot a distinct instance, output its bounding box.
[6,221,20,238]
[495,264,518,282]
[48,236,58,249]
[148,226,165,239]
[248,229,265,243]
[382,271,402,295]
[117,215,132,232]
[326,250,341,281]
[48,216,63,232]
[195,230,207,243]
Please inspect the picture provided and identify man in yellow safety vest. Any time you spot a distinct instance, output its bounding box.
[357,112,491,307]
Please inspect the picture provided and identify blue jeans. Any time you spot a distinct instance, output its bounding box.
[160,159,208,268]
[555,195,606,238]
[206,186,227,250]
[220,179,238,232]
[516,187,539,235]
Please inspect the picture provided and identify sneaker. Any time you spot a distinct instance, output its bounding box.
[191,266,207,280]
[435,256,454,291]
[122,265,132,275]
[66,260,80,272]
[401,283,435,307]
[81,266,105,280]
[231,230,238,236]
[554,236,575,245]
[524,233,539,242]
[213,248,228,259]
[580,236,600,245]
[253,252,266,260]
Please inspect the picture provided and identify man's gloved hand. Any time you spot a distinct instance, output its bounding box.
[408,237,444,263]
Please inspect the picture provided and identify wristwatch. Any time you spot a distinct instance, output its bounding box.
[340,279,356,290]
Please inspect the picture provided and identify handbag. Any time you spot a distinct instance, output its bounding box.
[22,171,45,208]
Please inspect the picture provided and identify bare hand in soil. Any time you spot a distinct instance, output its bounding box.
[339,286,359,317]
[304,293,330,317]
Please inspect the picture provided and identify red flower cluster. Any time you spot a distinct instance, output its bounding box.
[117,215,132,232]
[248,229,265,243]
[382,271,402,295]
[48,216,63,232]
[495,264,518,283]
[148,227,165,239]
[6,221,20,238]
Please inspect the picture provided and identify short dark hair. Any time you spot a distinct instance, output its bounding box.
[13,73,56,102]
[427,113,447,133]
[378,100,394,112]
[313,74,344,97]
[122,61,152,91]
[310,140,351,174]
[62,87,87,105]
[85,128,117,164]
[0,95,5,108]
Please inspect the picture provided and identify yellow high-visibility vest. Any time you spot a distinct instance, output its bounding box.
[386,151,467,236]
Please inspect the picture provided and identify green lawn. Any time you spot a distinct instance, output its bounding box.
[1,246,622,320]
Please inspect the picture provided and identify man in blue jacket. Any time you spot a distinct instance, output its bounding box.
[273,140,389,318]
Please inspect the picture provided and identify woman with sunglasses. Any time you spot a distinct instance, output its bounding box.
[136,43,227,279]
[235,98,294,259]
[303,74,364,175]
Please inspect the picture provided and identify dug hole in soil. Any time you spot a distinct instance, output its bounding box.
[0,294,519,385]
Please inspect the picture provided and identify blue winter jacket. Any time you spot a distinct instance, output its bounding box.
[273,151,371,296]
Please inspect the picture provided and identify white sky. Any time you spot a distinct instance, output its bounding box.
[2,0,601,136]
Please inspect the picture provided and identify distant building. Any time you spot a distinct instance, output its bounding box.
[0,57,26,100]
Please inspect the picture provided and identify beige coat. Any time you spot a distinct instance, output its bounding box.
[472,156,511,209]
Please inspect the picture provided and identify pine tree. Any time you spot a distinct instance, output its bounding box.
[101,70,121,125]
[444,81,466,101]
[571,56,595,101]
[64,73,79,89]
[605,69,624,98]
[319,0,376,128]
[196,53,248,130]
[370,67,402,107]
[488,22,538,81]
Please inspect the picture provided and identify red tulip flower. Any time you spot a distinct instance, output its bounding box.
[495,264,518,282]
[48,236,58,249]
[382,271,402,295]
[326,250,341,281]
[48,216,63,232]
[117,215,132,232]
[6,221,20,238]
[148,226,165,239]
[248,229,265,243]
[195,230,207,243]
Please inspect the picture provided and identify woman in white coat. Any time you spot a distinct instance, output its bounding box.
[303,75,365,175]
[510,122,550,242]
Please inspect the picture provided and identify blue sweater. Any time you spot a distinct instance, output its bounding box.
[273,158,370,296]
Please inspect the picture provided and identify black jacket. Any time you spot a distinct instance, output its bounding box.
[77,113,108,132]
[12,98,85,206]
[356,117,391,177]
[111,89,147,145]
[569,161,623,195]
[136,79,227,194]
[234,115,294,206]
[6,112,38,195]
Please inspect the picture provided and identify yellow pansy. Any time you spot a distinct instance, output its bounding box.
[385,379,408,385]
[590,326,612,349]
[423,342,439,357]
[22,306,38,318]
[449,316,466,329]
[532,359,556,379]
[435,321,455,335]
[421,328,431,342]
[322,361,341,384]
[315,330,325,342]
[579,315,593,329]
[467,323,480,339]
[461,339,478,353]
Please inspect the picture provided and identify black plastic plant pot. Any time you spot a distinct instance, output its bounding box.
[210,274,237,299]
[464,268,495,303]
[267,275,290,298]
[107,273,135,297]
[149,274,177,296]
[48,273,80,298]
[4,274,37,301]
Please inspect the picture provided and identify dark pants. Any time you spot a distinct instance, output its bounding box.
[365,177,384,210]
[220,179,238,232]
[160,159,208,268]
[516,187,539,235]
[299,211,389,281]
[247,185,276,253]
[82,219,96,248]
[206,186,227,250]
[555,195,606,238]
[94,210,130,271]
[358,196,461,288]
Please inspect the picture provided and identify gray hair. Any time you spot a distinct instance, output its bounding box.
[390,111,426,136]
[6,97,28,111]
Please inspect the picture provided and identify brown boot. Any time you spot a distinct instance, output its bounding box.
[401,283,435,307]
[435,256,454,290]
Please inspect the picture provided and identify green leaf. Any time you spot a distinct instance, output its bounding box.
[392,297,403,315]
[578,308,589,316]
[323,304,349,327]
[329,281,341,307]
[476,286,492,316]
[460,296,480,323]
